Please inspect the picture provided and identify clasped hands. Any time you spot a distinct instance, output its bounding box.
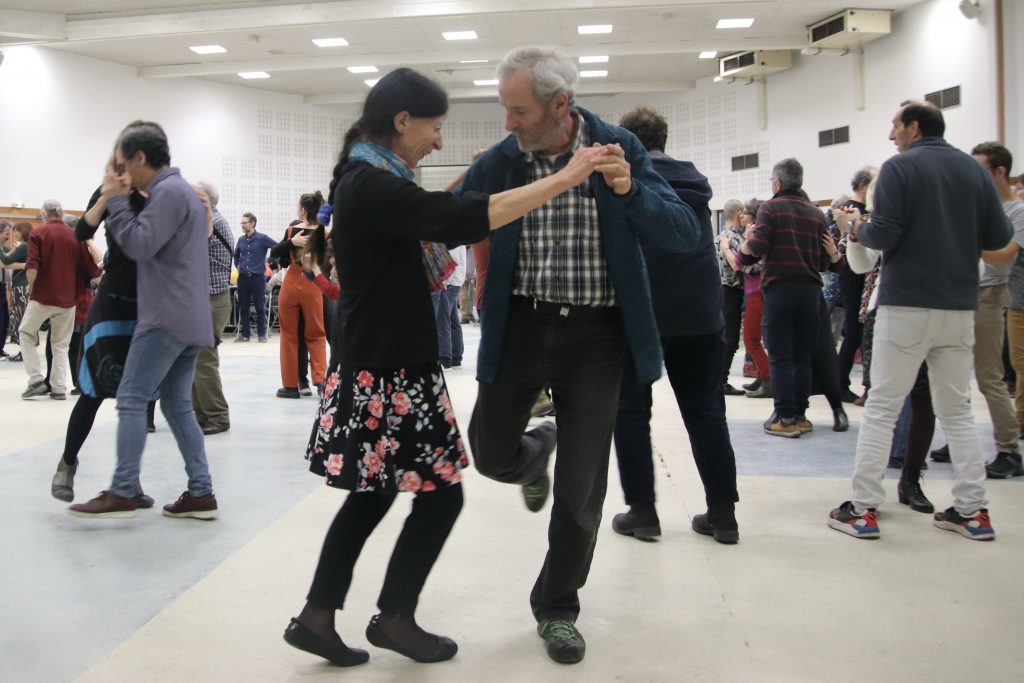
[561,143,633,195]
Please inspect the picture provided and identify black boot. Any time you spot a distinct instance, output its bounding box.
[611,503,661,540]
[691,501,739,544]
[897,469,934,514]
[832,407,849,432]
[745,379,772,399]
[742,378,762,392]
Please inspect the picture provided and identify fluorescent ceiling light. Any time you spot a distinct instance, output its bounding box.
[190,45,226,54]
[238,71,270,79]
[347,65,378,73]
[716,18,755,29]
[364,79,380,87]
[580,70,608,78]
[474,79,499,86]
[578,24,613,34]
[460,59,489,63]
[699,51,718,59]
[443,31,478,40]
[312,37,349,47]
[579,55,609,63]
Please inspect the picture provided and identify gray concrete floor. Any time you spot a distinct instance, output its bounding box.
[0,326,1020,683]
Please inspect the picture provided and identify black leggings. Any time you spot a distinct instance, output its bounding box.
[62,396,156,466]
[307,484,463,616]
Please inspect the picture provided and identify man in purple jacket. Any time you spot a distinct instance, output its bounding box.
[70,121,219,520]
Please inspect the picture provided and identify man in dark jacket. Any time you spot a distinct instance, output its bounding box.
[610,107,739,545]
[460,46,700,665]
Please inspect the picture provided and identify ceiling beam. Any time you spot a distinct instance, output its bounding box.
[66,0,749,42]
[305,80,695,105]
[0,8,65,41]
[138,38,800,79]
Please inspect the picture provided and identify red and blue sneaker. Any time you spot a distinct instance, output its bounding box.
[828,501,880,539]
[933,507,995,541]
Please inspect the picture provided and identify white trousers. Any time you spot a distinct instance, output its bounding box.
[852,306,988,514]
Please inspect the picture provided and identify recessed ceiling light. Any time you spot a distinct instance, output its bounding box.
[238,71,270,79]
[312,37,349,47]
[347,65,378,73]
[443,31,478,40]
[364,79,380,87]
[579,55,609,63]
[460,59,489,64]
[716,18,755,29]
[190,45,226,54]
[699,51,718,59]
[578,24,613,34]
[580,70,608,78]
[474,79,499,86]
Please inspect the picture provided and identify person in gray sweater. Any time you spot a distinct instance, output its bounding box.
[69,121,219,520]
[828,101,1012,542]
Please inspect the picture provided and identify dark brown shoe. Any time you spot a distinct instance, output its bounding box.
[69,490,139,518]
[163,491,219,520]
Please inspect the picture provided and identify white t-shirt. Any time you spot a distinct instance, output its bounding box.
[445,245,466,287]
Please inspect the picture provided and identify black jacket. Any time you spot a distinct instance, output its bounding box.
[643,152,722,337]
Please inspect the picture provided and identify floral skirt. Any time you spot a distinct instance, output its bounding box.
[306,362,468,493]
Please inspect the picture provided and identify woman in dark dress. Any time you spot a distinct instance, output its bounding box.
[49,184,160,502]
[283,68,606,667]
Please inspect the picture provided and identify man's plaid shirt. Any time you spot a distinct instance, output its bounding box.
[512,115,616,307]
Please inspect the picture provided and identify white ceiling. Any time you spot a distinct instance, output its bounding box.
[1,1,922,106]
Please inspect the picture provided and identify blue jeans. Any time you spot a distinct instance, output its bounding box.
[236,273,267,338]
[431,285,464,364]
[112,327,213,498]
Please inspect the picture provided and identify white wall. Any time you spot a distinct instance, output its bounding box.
[0,46,350,239]
[0,0,1011,222]
[434,0,1005,209]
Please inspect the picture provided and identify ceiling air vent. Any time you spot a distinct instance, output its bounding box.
[925,85,961,109]
[807,9,891,49]
[719,50,791,78]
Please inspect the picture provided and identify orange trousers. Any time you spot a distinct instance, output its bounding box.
[278,264,327,388]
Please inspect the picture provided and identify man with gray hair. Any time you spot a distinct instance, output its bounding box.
[191,180,233,435]
[20,199,102,400]
[738,159,844,437]
[460,46,700,663]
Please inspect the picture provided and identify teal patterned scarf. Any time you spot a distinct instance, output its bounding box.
[348,141,454,292]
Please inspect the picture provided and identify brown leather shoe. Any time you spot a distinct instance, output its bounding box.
[69,490,139,518]
[163,491,219,520]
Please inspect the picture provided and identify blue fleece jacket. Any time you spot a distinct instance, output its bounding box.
[459,108,701,384]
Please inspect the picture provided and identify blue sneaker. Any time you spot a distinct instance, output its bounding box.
[828,501,880,539]
[933,507,995,541]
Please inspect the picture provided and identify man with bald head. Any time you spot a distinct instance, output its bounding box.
[828,101,1012,541]
[19,199,101,400]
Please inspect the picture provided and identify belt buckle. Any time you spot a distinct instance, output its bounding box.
[559,305,570,317]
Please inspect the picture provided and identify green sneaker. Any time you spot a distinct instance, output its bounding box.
[537,619,585,664]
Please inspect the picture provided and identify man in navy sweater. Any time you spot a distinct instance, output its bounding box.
[737,159,844,438]
[610,107,739,545]
[828,101,1012,541]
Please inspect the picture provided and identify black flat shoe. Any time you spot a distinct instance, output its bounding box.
[365,613,457,663]
[283,618,369,667]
